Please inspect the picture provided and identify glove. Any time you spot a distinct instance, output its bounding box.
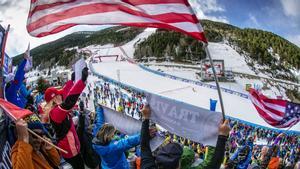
[81,67,89,82]
[79,101,84,111]
[71,72,75,82]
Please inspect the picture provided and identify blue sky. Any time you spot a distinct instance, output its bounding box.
[191,0,300,46]
[1,0,300,56]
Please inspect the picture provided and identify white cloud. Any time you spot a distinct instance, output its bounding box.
[0,0,105,57]
[287,34,300,47]
[280,0,300,17]
[188,0,229,23]
[248,13,260,28]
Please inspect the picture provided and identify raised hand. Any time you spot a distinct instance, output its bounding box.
[81,67,89,82]
[219,119,231,137]
[141,105,151,120]
[15,119,29,143]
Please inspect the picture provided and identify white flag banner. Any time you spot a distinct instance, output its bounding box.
[24,43,33,72]
[146,93,222,146]
[101,105,164,151]
[74,58,87,82]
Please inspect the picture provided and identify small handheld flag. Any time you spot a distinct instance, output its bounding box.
[0,98,33,120]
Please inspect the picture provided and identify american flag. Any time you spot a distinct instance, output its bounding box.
[27,0,207,42]
[249,88,300,128]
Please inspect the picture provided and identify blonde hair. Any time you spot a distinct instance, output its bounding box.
[40,100,56,123]
[96,124,116,144]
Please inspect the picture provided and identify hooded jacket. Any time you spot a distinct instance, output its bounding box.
[92,106,140,169]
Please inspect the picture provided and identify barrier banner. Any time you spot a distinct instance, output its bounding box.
[3,53,12,77]
[0,110,15,169]
[146,93,222,146]
[101,105,164,151]
[0,25,5,59]
[139,64,249,99]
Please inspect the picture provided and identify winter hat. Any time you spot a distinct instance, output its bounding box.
[44,87,63,103]
[156,143,183,169]
[24,114,49,136]
[181,146,195,169]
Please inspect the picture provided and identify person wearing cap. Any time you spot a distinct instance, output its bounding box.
[12,116,60,169]
[92,105,141,169]
[46,67,89,169]
[140,105,230,169]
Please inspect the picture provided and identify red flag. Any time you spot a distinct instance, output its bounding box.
[0,98,33,120]
[27,0,207,42]
[249,88,300,128]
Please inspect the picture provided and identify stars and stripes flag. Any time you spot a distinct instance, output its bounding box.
[26,0,207,42]
[249,88,300,128]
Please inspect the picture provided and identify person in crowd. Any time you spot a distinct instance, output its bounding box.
[19,77,33,108]
[77,101,100,169]
[5,55,30,108]
[12,116,60,169]
[92,104,141,169]
[46,67,89,169]
[226,137,253,169]
[251,145,269,167]
[140,105,231,169]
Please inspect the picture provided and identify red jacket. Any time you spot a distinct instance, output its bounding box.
[50,80,85,159]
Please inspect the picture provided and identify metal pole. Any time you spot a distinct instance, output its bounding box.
[204,43,226,120]
[0,24,10,98]
[117,69,121,91]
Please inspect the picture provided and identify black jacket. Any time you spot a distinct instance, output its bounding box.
[140,119,228,169]
[77,111,100,169]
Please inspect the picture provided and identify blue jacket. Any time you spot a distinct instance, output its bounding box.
[19,83,32,107]
[5,59,27,108]
[35,93,44,106]
[230,145,252,169]
[92,106,140,169]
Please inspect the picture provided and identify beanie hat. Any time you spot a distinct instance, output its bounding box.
[156,143,183,169]
[181,146,195,169]
[24,114,49,136]
[44,87,62,103]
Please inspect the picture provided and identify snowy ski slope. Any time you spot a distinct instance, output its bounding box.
[90,58,300,132]
[84,28,299,132]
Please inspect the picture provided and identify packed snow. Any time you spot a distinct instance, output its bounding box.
[89,56,300,132]
[78,29,300,132]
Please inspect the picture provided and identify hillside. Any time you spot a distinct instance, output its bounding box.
[14,20,300,81]
[13,26,145,69]
[134,20,300,82]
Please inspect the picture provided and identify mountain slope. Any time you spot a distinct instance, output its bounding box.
[13,26,145,69]
[13,20,299,81]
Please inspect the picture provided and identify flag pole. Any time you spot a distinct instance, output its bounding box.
[1,103,68,154]
[203,43,226,120]
[27,128,68,154]
[0,24,10,98]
